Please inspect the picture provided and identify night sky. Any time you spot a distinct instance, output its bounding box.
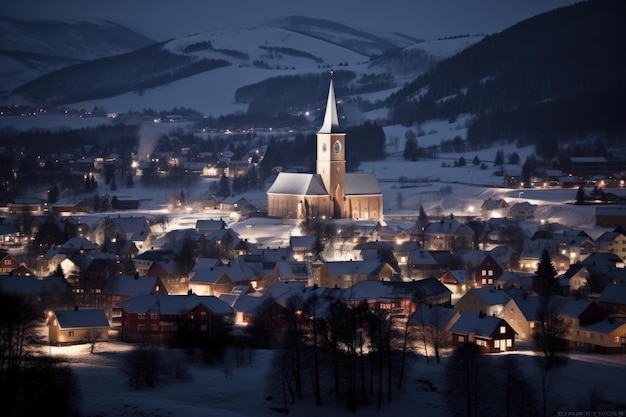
[3,0,581,40]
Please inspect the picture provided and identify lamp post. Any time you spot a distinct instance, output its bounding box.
[518,191,524,201]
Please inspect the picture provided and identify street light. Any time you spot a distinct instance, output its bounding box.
[518,191,524,201]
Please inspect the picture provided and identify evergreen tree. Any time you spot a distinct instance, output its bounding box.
[535,249,559,299]
[494,150,504,167]
[458,156,466,167]
[472,155,481,166]
[575,185,585,204]
[218,174,230,198]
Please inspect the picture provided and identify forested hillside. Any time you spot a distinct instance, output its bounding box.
[387,0,626,158]
[13,42,230,105]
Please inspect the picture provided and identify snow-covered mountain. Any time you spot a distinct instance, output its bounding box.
[0,17,154,93]
[4,16,481,117]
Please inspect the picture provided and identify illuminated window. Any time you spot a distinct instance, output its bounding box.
[494,340,500,348]
[506,339,512,347]
[150,313,158,320]
[138,313,146,320]
[481,270,487,276]
[500,326,506,334]
[488,270,494,276]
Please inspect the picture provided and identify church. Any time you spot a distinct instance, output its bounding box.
[267,76,383,220]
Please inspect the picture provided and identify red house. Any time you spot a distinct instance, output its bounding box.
[450,312,517,353]
[117,293,233,343]
[475,254,504,287]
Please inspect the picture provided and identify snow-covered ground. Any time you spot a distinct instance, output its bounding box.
[47,340,626,417]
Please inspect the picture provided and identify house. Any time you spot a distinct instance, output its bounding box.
[570,319,626,354]
[480,198,509,220]
[290,235,318,262]
[267,261,312,288]
[564,264,591,294]
[338,277,452,316]
[189,265,236,297]
[454,287,512,317]
[500,295,542,341]
[509,201,537,221]
[596,207,626,228]
[598,284,626,318]
[132,249,175,276]
[595,230,626,262]
[409,249,448,279]
[102,274,168,327]
[474,253,505,288]
[7,197,43,214]
[311,260,396,289]
[93,216,151,247]
[439,270,474,295]
[496,271,535,291]
[450,311,517,353]
[117,293,233,343]
[48,307,110,345]
[0,253,20,273]
[0,275,69,309]
[423,218,473,251]
[219,293,267,326]
[195,219,226,234]
[219,196,257,217]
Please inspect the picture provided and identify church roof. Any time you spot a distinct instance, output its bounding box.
[266,172,328,196]
[345,173,382,196]
[318,77,341,134]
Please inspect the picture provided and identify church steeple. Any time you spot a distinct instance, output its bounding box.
[318,71,340,134]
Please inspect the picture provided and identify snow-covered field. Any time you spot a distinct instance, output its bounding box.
[48,340,626,417]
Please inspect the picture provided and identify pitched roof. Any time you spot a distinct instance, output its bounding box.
[468,287,512,306]
[345,173,381,196]
[0,276,67,296]
[101,275,159,296]
[508,296,542,321]
[598,284,626,305]
[266,173,328,195]
[117,294,232,315]
[53,308,109,329]
[450,311,510,337]
[340,277,451,303]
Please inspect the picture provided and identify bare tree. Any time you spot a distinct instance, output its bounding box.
[533,297,569,369]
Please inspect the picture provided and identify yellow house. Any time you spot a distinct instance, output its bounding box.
[48,307,109,345]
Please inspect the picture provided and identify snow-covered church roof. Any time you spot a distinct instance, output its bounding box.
[266,172,328,196]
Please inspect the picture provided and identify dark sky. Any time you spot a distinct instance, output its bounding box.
[3,0,581,41]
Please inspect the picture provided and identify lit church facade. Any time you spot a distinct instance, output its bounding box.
[267,77,383,220]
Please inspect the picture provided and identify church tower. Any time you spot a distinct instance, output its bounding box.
[316,74,346,218]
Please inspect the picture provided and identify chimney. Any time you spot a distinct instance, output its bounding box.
[74,305,79,311]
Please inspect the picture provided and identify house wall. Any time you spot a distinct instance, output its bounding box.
[500,301,534,341]
[566,324,626,354]
[268,194,331,219]
[49,324,108,345]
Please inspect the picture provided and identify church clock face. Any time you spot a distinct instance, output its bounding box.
[322,143,327,152]
[333,140,341,154]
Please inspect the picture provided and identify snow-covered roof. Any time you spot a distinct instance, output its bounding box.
[598,284,626,305]
[60,237,97,251]
[220,293,266,314]
[450,311,510,338]
[54,308,109,329]
[345,173,381,196]
[266,173,328,195]
[340,277,450,303]
[582,319,626,334]
[508,296,542,320]
[467,287,512,306]
[117,293,233,315]
[101,275,159,296]
[290,235,317,250]
[0,275,67,296]
[325,260,384,276]
[275,261,311,279]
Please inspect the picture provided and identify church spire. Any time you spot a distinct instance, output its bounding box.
[318,70,340,134]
